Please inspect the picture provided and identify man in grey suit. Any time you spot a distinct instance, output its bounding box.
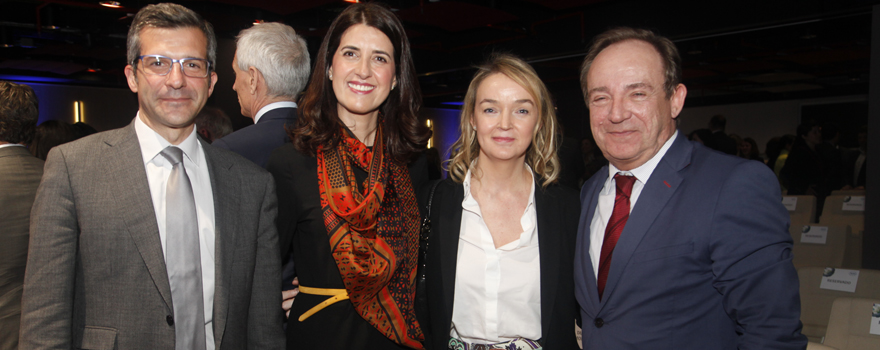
[0,80,43,350]
[19,3,284,349]
[213,22,310,168]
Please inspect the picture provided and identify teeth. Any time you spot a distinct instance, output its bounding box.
[348,83,374,92]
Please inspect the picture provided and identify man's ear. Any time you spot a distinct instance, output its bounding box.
[207,71,218,97]
[249,66,262,95]
[124,65,138,93]
[669,83,687,119]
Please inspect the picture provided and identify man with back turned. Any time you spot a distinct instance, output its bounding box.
[19,3,284,349]
[214,22,310,168]
[575,27,806,349]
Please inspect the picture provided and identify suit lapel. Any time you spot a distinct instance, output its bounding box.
[104,122,174,312]
[576,169,607,306]
[599,134,691,309]
[535,184,559,338]
[203,143,239,346]
[438,182,464,328]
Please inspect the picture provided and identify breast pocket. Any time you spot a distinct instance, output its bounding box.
[75,326,117,350]
[633,242,694,263]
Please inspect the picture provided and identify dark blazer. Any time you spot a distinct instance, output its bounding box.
[418,178,580,350]
[575,132,806,349]
[0,146,43,350]
[20,120,285,350]
[214,106,297,168]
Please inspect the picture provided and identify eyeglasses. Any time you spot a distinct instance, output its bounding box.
[135,55,212,78]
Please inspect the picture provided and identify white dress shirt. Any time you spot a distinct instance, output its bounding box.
[134,114,216,349]
[451,166,541,343]
[589,131,678,277]
[253,101,297,124]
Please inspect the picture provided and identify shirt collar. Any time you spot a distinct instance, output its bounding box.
[0,143,26,149]
[254,101,297,124]
[607,130,679,184]
[134,111,203,167]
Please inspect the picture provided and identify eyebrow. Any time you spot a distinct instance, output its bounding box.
[625,82,654,90]
[340,45,391,57]
[478,99,534,105]
[587,86,608,96]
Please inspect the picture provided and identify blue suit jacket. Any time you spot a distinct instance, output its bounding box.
[575,132,806,349]
[214,107,297,168]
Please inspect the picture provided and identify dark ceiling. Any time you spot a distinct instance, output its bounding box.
[0,0,876,109]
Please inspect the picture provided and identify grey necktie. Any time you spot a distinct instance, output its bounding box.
[161,146,207,350]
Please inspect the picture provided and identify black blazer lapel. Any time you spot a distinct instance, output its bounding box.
[599,134,691,309]
[104,122,174,312]
[535,184,560,340]
[435,181,464,335]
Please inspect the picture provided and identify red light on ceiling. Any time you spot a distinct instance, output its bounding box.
[344,0,359,3]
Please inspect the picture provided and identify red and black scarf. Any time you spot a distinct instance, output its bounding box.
[316,125,424,349]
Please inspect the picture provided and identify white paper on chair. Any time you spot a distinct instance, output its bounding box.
[800,226,828,244]
[782,196,798,211]
[819,268,859,293]
[869,304,880,336]
[841,196,865,211]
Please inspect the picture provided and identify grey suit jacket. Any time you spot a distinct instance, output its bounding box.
[0,146,43,350]
[20,121,285,350]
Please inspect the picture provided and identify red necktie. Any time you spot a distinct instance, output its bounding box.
[597,173,636,300]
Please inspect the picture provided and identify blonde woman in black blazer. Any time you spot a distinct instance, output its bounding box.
[418,54,580,350]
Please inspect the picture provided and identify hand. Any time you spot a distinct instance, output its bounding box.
[282,277,299,319]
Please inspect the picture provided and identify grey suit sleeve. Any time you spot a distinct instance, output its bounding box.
[19,147,78,349]
[247,173,286,349]
[710,161,807,349]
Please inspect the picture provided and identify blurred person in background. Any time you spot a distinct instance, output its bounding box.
[194,106,233,143]
[0,80,43,350]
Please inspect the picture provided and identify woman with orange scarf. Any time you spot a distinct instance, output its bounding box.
[267,3,430,349]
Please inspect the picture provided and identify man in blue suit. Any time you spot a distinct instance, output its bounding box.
[575,27,806,349]
[214,22,310,168]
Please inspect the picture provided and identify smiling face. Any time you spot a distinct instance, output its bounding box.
[585,39,686,170]
[124,26,217,140]
[330,24,397,122]
[472,73,539,164]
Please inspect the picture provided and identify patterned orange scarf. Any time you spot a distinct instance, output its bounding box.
[316,126,424,349]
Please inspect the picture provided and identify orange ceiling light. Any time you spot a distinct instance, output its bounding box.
[99,1,122,8]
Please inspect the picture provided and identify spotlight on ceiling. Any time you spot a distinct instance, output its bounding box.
[344,0,359,3]
[100,1,123,8]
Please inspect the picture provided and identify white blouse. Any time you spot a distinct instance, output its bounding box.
[450,167,541,343]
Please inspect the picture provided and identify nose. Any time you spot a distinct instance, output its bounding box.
[354,57,371,79]
[498,109,513,130]
[607,98,629,124]
[165,62,186,89]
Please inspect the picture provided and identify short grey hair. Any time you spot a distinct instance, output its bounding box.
[127,3,217,67]
[236,23,310,98]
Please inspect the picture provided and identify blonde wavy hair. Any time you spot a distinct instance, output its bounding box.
[445,53,560,187]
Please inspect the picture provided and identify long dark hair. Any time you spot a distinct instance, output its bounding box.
[291,2,429,162]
